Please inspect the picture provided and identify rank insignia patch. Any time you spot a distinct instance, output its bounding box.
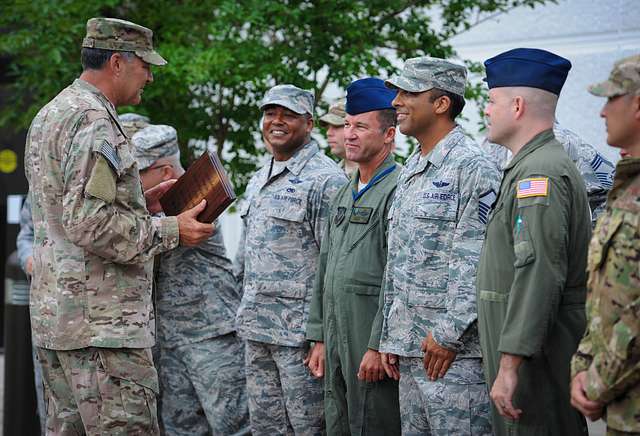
[478,189,497,224]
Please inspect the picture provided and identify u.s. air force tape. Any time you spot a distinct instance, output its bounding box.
[98,140,120,173]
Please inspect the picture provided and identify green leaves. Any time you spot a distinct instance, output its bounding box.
[1,0,547,195]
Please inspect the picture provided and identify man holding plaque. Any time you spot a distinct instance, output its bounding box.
[133,124,250,435]
[24,17,213,434]
[306,77,401,435]
[235,84,348,435]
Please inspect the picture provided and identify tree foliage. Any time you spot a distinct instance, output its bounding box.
[1,0,548,195]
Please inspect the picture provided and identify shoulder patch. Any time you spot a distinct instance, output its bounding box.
[478,189,497,225]
[516,177,548,198]
[97,140,120,173]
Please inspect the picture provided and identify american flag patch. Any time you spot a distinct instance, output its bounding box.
[516,177,549,198]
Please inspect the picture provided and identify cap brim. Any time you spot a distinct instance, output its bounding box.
[385,75,431,93]
[588,80,625,97]
[137,50,167,66]
[260,99,308,115]
[319,113,344,126]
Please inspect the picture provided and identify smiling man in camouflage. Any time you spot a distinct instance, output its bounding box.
[24,18,213,434]
[377,57,499,435]
[234,85,347,435]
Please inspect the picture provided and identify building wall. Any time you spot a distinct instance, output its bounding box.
[451,0,640,163]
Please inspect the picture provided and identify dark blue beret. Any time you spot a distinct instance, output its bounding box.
[484,48,572,95]
[346,77,397,115]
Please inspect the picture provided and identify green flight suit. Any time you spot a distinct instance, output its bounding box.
[307,153,401,436]
[476,130,590,435]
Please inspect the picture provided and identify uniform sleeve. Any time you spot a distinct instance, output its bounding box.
[233,210,248,296]
[571,329,595,378]
[498,175,572,356]
[369,186,397,350]
[583,221,640,404]
[432,160,501,351]
[16,193,34,273]
[60,114,179,265]
[306,213,332,342]
[307,172,347,247]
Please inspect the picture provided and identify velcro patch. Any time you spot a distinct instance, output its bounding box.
[516,178,548,198]
[85,156,117,203]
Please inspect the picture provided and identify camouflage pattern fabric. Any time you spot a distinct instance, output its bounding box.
[158,334,250,436]
[155,225,241,348]
[24,78,179,350]
[82,17,166,66]
[571,157,640,434]
[399,357,491,436]
[37,347,159,435]
[132,124,180,171]
[319,99,345,127]
[588,54,640,97]
[385,56,467,96]
[119,112,150,137]
[378,126,501,360]
[235,139,347,346]
[480,121,615,224]
[245,340,324,436]
[376,126,499,433]
[259,84,315,115]
[235,139,345,434]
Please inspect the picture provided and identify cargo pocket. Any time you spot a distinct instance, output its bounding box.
[344,284,380,296]
[97,348,159,434]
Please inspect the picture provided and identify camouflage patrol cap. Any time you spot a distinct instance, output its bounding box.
[132,124,180,170]
[385,56,467,96]
[119,112,150,137]
[589,54,640,97]
[319,99,345,126]
[83,17,167,66]
[260,84,315,115]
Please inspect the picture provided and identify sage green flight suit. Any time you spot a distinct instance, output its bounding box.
[307,153,401,436]
[476,130,590,435]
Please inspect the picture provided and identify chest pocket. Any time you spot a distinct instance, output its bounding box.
[266,190,307,223]
[114,134,137,178]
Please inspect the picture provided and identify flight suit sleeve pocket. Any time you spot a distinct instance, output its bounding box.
[344,284,380,295]
[514,240,535,267]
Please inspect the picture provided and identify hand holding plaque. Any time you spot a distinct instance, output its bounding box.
[159,151,236,223]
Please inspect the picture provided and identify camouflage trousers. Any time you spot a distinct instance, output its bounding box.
[157,333,250,436]
[245,340,324,435]
[398,356,491,436]
[36,346,159,436]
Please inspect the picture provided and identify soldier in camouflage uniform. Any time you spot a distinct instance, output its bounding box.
[319,99,358,177]
[476,48,590,436]
[377,57,499,435]
[132,124,250,436]
[571,54,640,436]
[24,18,213,435]
[480,121,615,225]
[235,85,347,435]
